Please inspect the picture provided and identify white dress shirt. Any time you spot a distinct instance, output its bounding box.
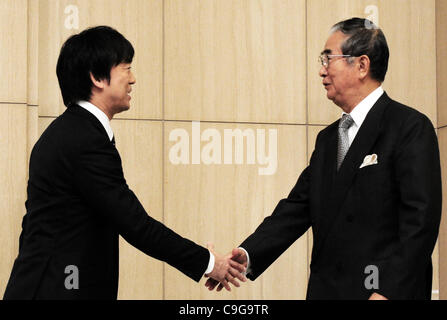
[77,100,215,275]
[240,86,384,276]
[343,86,384,146]
[77,100,114,141]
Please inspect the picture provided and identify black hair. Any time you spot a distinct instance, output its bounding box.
[331,18,389,82]
[56,26,134,106]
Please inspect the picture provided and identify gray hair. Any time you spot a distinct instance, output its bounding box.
[330,18,389,82]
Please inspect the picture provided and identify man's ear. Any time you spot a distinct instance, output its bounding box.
[358,55,370,80]
[90,72,106,89]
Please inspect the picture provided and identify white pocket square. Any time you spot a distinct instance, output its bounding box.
[359,154,378,168]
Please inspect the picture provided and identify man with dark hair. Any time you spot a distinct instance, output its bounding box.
[3,26,245,300]
[207,18,442,300]
[56,25,136,108]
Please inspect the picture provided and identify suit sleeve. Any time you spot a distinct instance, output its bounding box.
[377,113,442,300]
[239,148,314,280]
[73,138,209,282]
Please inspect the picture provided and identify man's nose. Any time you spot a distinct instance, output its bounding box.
[130,72,136,84]
[319,65,327,78]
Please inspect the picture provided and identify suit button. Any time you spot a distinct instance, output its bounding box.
[346,214,354,222]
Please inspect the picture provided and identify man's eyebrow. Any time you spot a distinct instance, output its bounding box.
[321,49,332,55]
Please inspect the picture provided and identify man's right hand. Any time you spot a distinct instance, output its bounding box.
[205,247,248,291]
[205,244,247,291]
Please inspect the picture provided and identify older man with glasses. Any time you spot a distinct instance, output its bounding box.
[207,17,442,300]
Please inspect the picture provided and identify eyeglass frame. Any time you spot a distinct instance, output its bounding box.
[318,54,356,68]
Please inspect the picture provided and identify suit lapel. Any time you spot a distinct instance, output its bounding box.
[313,92,392,257]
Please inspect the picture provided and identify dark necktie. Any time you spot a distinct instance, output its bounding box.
[337,114,354,170]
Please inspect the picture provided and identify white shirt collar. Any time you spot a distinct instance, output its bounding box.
[77,100,114,141]
[344,86,384,128]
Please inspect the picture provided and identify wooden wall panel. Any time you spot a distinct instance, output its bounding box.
[26,0,39,171]
[307,0,437,126]
[0,104,28,297]
[437,0,447,301]
[38,0,162,120]
[26,106,38,167]
[379,0,436,125]
[0,0,27,103]
[28,0,38,106]
[165,0,306,124]
[437,0,447,128]
[164,122,307,299]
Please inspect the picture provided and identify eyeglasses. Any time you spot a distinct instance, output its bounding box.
[318,54,354,68]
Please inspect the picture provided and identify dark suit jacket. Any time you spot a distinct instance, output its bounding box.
[240,92,442,300]
[3,105,209,300]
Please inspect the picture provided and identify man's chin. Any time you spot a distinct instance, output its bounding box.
[114,105,130,115]
[326,92,335,102]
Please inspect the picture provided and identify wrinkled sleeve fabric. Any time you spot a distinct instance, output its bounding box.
[239,154,314,280]
[73,137,209,282]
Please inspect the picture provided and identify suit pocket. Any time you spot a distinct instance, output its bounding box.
[356,163,382,197]
[352,161,395,226]
[356,160,392,185]
[357,161,381,175]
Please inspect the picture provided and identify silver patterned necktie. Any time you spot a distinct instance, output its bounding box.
[337,114,354,170]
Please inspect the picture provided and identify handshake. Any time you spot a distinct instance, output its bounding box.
[204,244,249,292]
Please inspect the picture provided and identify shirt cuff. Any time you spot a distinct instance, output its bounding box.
[238,247,251,276]
[204,250,215,275]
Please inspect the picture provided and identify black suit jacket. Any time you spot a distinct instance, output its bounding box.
[3,105,209,300]
[240,92,442,300]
